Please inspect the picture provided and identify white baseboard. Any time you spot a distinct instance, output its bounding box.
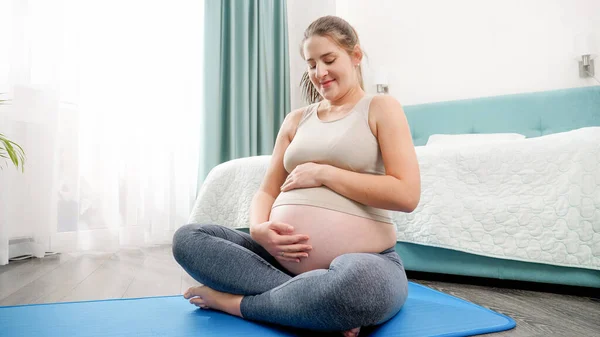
[8,236,48,260]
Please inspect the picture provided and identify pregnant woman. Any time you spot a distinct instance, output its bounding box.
[172,15,421,337]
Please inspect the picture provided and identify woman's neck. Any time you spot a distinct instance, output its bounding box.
[323,86,365,110]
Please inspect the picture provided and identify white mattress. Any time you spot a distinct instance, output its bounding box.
[189,127,600,271]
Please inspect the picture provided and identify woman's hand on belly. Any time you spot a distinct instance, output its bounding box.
[251,221,313,263]
[280,162,326,192]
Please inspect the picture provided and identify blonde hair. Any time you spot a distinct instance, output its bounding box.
[300,16,365,104]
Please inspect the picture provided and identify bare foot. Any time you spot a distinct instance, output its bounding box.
[342,327,361,337]
[183,286,358,335]
[183,285,243,318]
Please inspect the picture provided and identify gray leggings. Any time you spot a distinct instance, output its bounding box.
[172,224,408,332]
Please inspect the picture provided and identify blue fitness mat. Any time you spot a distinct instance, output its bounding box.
[0,282,515,337]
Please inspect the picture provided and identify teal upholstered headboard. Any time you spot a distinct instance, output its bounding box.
[402,85,600,146]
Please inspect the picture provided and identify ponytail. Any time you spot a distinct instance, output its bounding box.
[300,71,322,104]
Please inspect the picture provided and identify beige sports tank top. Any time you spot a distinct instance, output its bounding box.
[272,94,392,224]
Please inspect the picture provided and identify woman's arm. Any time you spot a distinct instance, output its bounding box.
[249,191,277,227]
[320,166,418,213]
[249,108,305,233]
[320,95,421,213]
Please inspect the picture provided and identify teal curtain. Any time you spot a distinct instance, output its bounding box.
[200,0,290,188]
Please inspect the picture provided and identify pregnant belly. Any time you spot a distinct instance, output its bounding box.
[269,204,396,276]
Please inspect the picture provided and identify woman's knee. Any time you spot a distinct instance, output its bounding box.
[330,253,386,280]
[332,252,406,281]
[172,224,194,263]
[172,224,217,263]
[328,253,408,325]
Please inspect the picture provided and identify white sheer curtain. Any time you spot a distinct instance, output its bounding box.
[0,0,204,265]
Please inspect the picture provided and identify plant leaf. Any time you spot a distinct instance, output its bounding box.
[3,140,18,166]
[0,132,26,171]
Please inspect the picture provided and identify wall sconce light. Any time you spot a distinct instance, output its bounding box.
[374,68,389,94]
[579,55,595,78]
[575,34,596,78]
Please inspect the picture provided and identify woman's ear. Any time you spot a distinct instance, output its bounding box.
[352,45,363,65]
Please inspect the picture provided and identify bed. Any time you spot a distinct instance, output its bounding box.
[189,85,600,288]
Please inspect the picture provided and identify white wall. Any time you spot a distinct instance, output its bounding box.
[288,0,600,107]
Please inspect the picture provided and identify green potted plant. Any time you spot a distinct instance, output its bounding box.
[0,93,26,172]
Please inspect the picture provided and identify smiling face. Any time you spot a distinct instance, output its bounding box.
[303,35,362,102]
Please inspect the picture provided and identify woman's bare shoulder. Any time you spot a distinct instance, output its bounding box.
[366,95,405,137]
[369,95,403,115]
[282,105,311,140]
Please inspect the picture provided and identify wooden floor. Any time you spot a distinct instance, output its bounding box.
[0,246,598,337]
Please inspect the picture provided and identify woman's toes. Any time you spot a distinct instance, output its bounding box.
[190,297,204,305]
[342,327,361,337]
[184,285,205,299]
[191,297,210,309]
